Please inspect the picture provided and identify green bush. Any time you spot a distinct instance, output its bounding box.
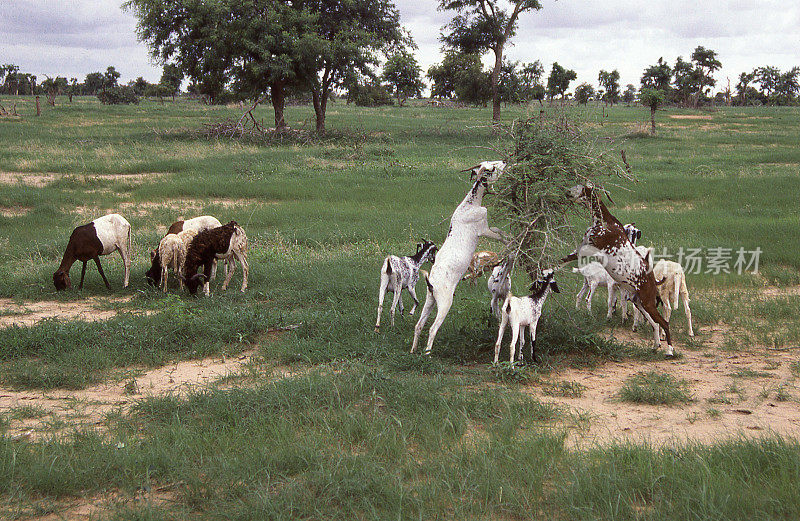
[348,83,394,107]
[97,86,139,105]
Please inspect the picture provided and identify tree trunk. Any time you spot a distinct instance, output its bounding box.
[271,81,286,129]
[311,89,326,134]
[650,106,656,135]
[491,44,504,122]
[35,95,40,116]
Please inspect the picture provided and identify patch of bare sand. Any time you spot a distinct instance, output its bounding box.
[74,198,262,219]
[761,285,800,298]
[620,201,695,212]
[529,325,800,447]
[669,114,713,120]
[0,205,31,217]
[18,488,178,521]
[0,296,147,329]
[0,171,56,187]
[0,171,167,188]
[1,346,301,441]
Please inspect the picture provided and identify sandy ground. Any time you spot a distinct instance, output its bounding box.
[0,296,148,328]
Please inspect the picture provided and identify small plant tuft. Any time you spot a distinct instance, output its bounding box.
[618,371,692,405]
[490,361,535,384]
[542,380,586,398]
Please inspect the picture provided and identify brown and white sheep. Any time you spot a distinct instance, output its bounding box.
[180,221,248,296]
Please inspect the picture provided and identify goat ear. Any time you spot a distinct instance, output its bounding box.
[150,249,156,260]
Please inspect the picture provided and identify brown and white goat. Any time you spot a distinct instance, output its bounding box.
[53,213,131,291]
[562,184,674,356]
[146,215,223,287]
[180,221,248,296]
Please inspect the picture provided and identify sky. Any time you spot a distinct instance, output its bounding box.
[2,0,799,93]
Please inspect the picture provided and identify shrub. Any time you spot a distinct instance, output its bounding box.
[97,86,139,105]
[348,83,394,107]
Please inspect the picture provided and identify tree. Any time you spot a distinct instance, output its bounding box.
[776,67,800,103]
[622,84,636,104]
[690,46,721,101]
[439,0,543,122]
[84,72,104,95]
[574,83,594,104]
[640,57,672,92]
[103,66,121,91]
[67,78,78,102]
[673,56,700,105]
[639,88,665,135]
[428,51,482,98]
[160,63,184,100]
[736,71,756,105]
[382,50,424,106]
[546,62,576,102]
[518,60,544,102]
[2,64,20,95]
[131,77,150,96]
[41,76,68,106]
[754,66,781,100]
[597,69,620,105]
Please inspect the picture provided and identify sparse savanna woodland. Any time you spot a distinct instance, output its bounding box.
[2,93,800,519]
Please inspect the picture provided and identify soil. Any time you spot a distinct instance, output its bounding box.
[0,171,164,188]
[669,115,713,120]
[0,205,32,217]
[0,296,148,329]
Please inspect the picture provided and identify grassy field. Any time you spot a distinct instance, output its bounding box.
[1,96,799,519]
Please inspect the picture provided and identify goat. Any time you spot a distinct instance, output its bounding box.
[180,221,248,295]
[53,213,131,291]
[156,234,186,293]
[487,256,514,319]
[411,161,508,355]
[623,223,641,245]
[374,240,437,332]
[463,250,500,283]
[562,183,674,356]
[146,215,223,287]
[493,269,559,365]
[648,260,694,337]
[572,261,626,319]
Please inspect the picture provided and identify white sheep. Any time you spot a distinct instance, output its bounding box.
[156,234,186,292]
[493,269,559,365]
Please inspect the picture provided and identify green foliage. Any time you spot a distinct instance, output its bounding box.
[348,83,394,107]
[382,51,425,106]
[574,82,595,104]
[598,69,620,105]
[427,51,490,105]
[97,85,139,105]
[618,371,692,405]
[641,57,672,91]
[546,62,577,100]
[493,112,630,277]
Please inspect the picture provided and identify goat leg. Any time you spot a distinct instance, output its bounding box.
[79,261,87,290]
[94,257,110,289]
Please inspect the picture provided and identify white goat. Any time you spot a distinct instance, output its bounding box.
[375,240,437,332]
[156,234,186,292]
[494,269,559,364]
[487,257,513,319]
[412,161,508,355]
[572,261,625,319]
[653,259,694,337]
[54,213,131,291]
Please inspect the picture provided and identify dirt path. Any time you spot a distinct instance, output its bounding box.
[0,296,149,328]
[529,325,800,447]
[0,349,297,440]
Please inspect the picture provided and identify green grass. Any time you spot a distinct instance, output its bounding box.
[619,371,693,405]
[2,97,800,518]
[542,380,587,398]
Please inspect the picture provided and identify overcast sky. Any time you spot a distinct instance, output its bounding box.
[2,0,799,92]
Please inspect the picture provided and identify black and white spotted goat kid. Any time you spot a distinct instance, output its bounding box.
[375,240,437,331]
[493,269,560,365]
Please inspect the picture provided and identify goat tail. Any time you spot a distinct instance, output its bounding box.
[421,270,432,293]
[384,257,392,276]
[502,292,513,315]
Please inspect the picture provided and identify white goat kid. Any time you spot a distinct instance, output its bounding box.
[411,161,508,355]
[494,269,559,365]
[654,259,694,337]
[375,240,437,332]
[572,261,625,319]
[487,256,513,319]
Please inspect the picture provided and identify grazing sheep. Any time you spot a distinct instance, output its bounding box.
[562,183,673,356]
[374,240,437,331]
[53,213,131,291]
[146,215,223,287]
[463,250,500,283]
[156,234,186,292]
[411,161,508,355]
[180,221,248,296]
[572,261,626,319]
[487,256,514,319]
[493,269,559,365]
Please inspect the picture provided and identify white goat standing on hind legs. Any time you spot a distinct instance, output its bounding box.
[411,161,509,355]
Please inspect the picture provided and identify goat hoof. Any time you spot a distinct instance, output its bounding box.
[374,327,380,333]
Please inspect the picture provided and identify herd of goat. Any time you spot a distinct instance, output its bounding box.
[53,160,692,363]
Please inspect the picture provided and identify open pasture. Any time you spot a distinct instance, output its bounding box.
[1,97,800,519]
